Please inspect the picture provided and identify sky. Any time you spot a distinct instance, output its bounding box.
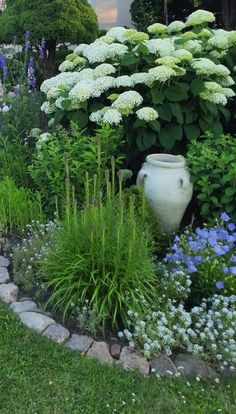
[88,0,133,28]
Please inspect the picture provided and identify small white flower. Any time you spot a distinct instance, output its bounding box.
[136,107,159,122]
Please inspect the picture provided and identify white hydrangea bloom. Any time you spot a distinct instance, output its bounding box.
[46,87,61,100]
[69,80,94,102]
[106,27,128,43]
[112,91,143,112]
[38,132,52,143]
[95,35,115,44]
[41,101,56,114]
[173,48,193,61]
[94,63,116,79]
[217,76,235,87]
[136,107,159,122]
[204,81,224,93]
[30,128,41,138]
[156,56,180,67]
[186,10,215,26]
[102,108,122,125]
[83,42,128,64]
[74,44,88,56]
[223,88,235,98]
[145,39,175,56]
[123,29,149,43]
[40,72,83,94]
[201,91,227,105]
[114,75,134,88]
[130,73,152,87]
[83,42,111,64]
[55,96,65,110]
[168,21,186,33]
[76,68,95,81]
[92,76,115,97]
[191,58,217,75]
[214,64,230,77]
[184,40,202,54]
[59,60,76,72]
[149,65,176,82]
[147,23,167,34]
[199,28,212,38]
[48,118,55,128]
[208,33,230,50]
[209,50,228,59]
[89,110,103,123]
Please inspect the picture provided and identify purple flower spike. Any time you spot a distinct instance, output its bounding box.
[229,266,236,275]
[221,212,230,222]
[27,57,36,90]
[215,281,224,289]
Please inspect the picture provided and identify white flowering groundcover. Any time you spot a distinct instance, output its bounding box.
[41,9,236,153]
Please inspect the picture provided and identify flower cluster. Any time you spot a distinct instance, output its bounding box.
[190,295,236,365]
[165,213,236,298]
[186,10,215,27]
[111,91,143,114]
[13,220,58,292]
[136,107,159,122]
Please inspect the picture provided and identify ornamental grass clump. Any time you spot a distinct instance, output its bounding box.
[38,166,158,329]
[165,213,236,303]
[40,9,235,155]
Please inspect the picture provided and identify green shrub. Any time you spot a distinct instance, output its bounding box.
[187,133,236,221]
[38,171,158,329]
[0,177,44,235]
[0,132,35,189]
[29,123,125,212]
[40,10,235,158]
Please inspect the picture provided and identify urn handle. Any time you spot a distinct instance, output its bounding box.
[179,176,190,190]
[137,170,148,187]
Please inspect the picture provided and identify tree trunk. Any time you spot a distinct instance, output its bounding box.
[164,0,169,25]
[221,0,236,30]
[42,38,57,80]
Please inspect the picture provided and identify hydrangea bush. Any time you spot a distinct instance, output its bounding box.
[40,10,236,154]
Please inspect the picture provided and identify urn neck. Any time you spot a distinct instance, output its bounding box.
[146,154,185,169]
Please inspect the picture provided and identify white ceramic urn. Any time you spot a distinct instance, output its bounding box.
[137,154,193,234]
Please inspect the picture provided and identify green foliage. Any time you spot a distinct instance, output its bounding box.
[29,124,125,212]
[130,0,164,31]
[0,0,98,45]
[1,303,236,414]
[0,133,33,188]
[187,133,236,221]
[38,171,158,329]
[0,90,43,138]
[0,177,44,235]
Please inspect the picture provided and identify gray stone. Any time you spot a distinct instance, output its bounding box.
[150,355,178,377]
[0,283,18,304]
[66,334,93,353]
[173,354,217,379]
[10,301,37,314]
[19,311,55,333]
[0,256,10,267]
[110,343,121,360]
[0,267,9,284]
[119,346,149,376]
[87,341,114,364]
[19,296,33,302]
[43,323,70,344]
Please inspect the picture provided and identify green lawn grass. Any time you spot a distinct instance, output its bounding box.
[0,301,235,414]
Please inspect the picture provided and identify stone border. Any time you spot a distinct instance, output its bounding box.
[0,255,234,379]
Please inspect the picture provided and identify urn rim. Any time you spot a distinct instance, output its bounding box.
[146,153,185,169]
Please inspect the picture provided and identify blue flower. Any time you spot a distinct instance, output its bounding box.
[215,281,224,289]
[228,223,236,232]
[221,212,230,222]
[229,266,236,275]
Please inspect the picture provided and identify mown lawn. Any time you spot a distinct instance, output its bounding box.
[0,302,235,414]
